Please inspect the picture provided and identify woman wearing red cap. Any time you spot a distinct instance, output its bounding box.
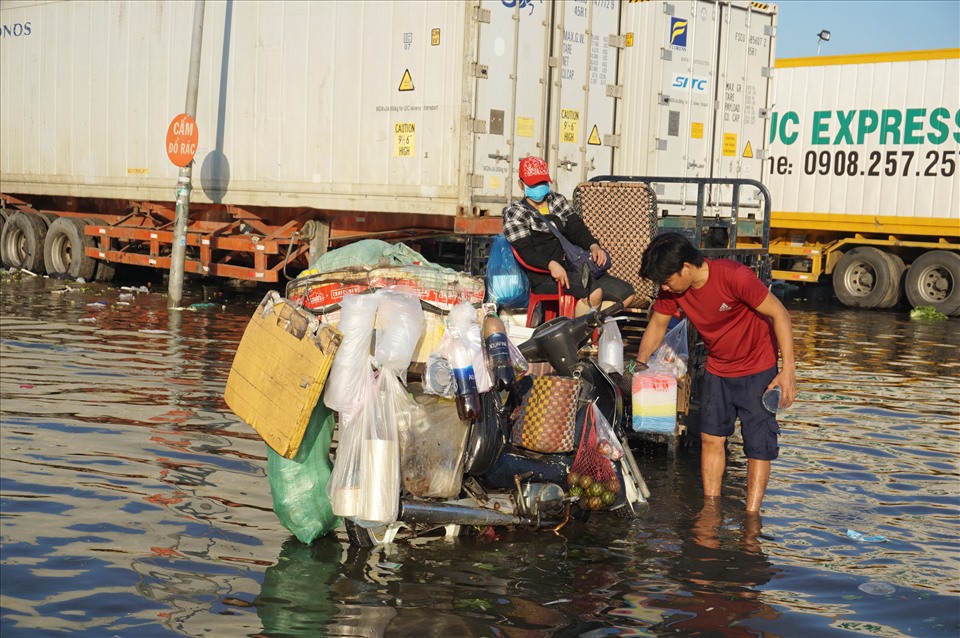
[502,156,635,312]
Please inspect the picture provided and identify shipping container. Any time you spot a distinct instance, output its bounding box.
[0,0,775,283]
[765,49,960,314]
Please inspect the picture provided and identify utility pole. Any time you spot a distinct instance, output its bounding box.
[168,0,206,309]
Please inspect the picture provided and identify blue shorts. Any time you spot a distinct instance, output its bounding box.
[700,365,780,461]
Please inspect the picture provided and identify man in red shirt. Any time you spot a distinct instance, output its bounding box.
[636,233,797,512]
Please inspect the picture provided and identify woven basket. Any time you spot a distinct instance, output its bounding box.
[511,375,581,453]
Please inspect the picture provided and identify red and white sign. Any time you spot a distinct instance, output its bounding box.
[165,113,199,167]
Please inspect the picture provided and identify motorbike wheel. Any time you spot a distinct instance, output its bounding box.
[343,519,472,547]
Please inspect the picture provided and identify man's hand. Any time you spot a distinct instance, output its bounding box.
[548,260,570,289]
[769,366,797,408]
[590,243,607,267]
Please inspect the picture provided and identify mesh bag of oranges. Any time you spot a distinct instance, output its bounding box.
[566,405,619,511]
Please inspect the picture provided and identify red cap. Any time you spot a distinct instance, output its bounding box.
[518,156,552,186]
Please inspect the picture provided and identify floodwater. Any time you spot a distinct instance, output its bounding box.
[1,272,958,638]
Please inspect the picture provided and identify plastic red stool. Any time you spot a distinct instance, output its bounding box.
[510,246,577,327]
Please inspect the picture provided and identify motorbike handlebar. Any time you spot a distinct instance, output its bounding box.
[517,297,629,370]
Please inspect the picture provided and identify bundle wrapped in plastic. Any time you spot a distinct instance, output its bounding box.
[631,371,678,434]
[374,287,424,375]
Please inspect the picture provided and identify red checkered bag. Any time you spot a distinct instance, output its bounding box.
[511,375,580,453]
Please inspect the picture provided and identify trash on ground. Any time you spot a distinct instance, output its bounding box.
[846,528,887,542]
[858,581,896,595]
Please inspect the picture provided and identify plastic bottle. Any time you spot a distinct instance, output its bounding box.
[482,312,515,391]
[449,329,481,422]
[598,317,624,374]
[761,386,782,414]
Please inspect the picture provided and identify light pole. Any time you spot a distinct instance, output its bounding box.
[816,29,831,55]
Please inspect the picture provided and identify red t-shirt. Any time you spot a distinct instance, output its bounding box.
[652,259,777,377]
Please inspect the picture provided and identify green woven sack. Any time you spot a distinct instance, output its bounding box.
[267,398,340,543]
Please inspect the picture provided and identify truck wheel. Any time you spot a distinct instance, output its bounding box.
[84,218,116,282]
[0,211,48,273]
[877,252,905,309]
[904,250,960,316]
[832,247,897,309]
[43,217,98,281]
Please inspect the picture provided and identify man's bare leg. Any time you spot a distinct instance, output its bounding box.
[745,458,771,512]
[700,432,726,497]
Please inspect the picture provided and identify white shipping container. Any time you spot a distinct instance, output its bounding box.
[617,0,776,216]
[0,0,776,224]
[766,50,960,222]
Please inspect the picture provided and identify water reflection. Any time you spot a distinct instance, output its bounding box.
[1,274,958,637]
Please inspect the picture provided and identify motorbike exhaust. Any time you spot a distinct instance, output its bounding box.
[397,499,559,528]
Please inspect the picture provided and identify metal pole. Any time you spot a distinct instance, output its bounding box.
[168,0,206,309]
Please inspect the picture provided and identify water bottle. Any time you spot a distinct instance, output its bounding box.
[598,317,624,374]
[761,386,782,414]
[449,329,481,422]
[482,313,515,391]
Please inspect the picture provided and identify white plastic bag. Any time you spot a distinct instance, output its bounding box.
[374,288,424,373]
[324,294,379,413]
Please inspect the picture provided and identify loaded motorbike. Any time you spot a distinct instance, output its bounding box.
[344,300,651,546]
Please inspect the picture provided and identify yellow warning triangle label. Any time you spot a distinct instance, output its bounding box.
[398,69,415,92]
[588,125,601,146]
[742,140,754,158]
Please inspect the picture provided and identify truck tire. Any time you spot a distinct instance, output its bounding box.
[0,211,48,273]
[38,212,59,229]
[43,217,98,281]
[0,209,9,260]
[84,218,116,282]
[904,250,960,316]
[832,247,898,309]
[877,252,905,309]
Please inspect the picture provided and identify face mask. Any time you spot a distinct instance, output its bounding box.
[524,183,550,203]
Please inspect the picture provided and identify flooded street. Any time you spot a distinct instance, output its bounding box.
[1,272,958,637]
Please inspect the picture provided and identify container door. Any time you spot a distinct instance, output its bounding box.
[546,0,621,197]
[615,1,720,213]
[713,2,776,214]
[472,0,551,210]
[655,1,719,212]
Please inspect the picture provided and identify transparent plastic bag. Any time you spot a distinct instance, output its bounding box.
[324,293,379,413]
[326,367,376,518]
[448,303,491,393]
[348,370,406,526]
[374,288,424,373]
[591,402,624,461]
[648,318,688,378]
[598,317,624,374]
[423,328,456,398]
